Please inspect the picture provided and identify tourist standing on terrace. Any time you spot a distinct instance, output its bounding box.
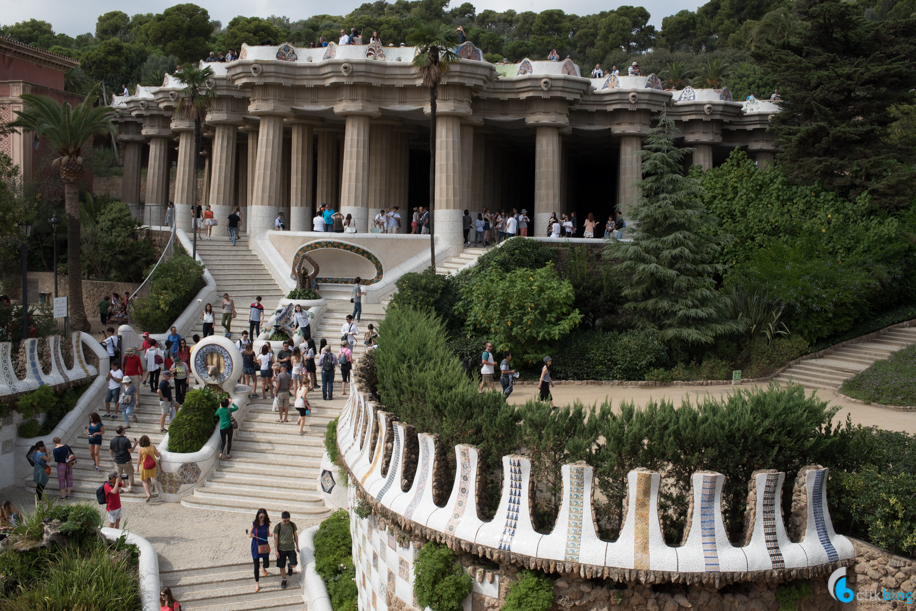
[495,211,507,244]
[505,212,518,240]
[275,212,285,231]
[322,206,334,232]
[548,49,559,61]
[203,204,216,239]
[374,209,386,233]
[243,343,257,396]
[539,356,555,408]
[570,212,578,236]
[104,360,123,419]
[165,202,174,227]
[249,296,264,338]
[250,509,272,593]
[591,64,604,78]
[583,213,596,238]
[157,370,175,433]
[201,303,215,337]
[344,213,357,233]
[258,345,274,399]
[221,293,237,337]
[387,206,401,234]
[456,26,467,44]
[52,438,74,500]
[519,209,529,237]
[474,213,485,245]
[462,209,472,246]
[305,338,317,390]
[144,339,164,394]
[172,353,189,405]
[341,315,358,351]
[331,210,345,233]
[313,208,325,232]
[86,413,104,472]
[290,347,303,395]
[420,207,430,235]
[295,383,311,434]
[339,29,349,45]
[192,200,203,239]
[481,208,491,245]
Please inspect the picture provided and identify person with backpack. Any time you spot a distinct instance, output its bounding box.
[52,437,76,500]
[109,426,138,492]
[273,511,299,590]
[143,339,164,393]
[103,361,123,419]
[318,346,337,401]
[249,296,264,338]
[478,342,497,393]
[30,441,50,500]
[338,341,353,396]
[340,315,358,352]
[100,470,124,528]
[136,435,161,503]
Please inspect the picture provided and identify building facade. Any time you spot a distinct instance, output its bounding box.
[111,41,779,249]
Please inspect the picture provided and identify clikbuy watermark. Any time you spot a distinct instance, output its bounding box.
[829,567,915,605]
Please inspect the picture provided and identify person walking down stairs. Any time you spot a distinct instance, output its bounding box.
[250,509,272,593]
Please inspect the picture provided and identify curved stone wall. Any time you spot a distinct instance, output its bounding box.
[336,383,855,586]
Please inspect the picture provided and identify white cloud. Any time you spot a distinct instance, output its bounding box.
[6,0,706,39]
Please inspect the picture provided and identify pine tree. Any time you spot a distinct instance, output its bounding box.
[753,0,916,212]
[604,110,738,348]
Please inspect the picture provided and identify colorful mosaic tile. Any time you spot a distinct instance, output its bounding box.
[700,475,720,572]
[455,41,483,61]
[376,425,400,501]
[678,86,696,102]
[445,447,471,536]
[387,568,395,590]
[291,240,384,286]
[398,557,410,581]
[276,43,298,61]
[1,439,13,455]
[0,343,17,389]
[601,74,620,90]
[379,537,386,562]
[74,334,90,376]
[194,343,233,385]
[517,60,533,76]
[564,466,586,562]
[366,41,386,60]
[321,469,337,494]
[634,472,651,570]
[812,470,839,562]
[238,46,248,60]
[177,462,201,485]
[645,74,663,90]
[159,471,181,494]
[404,438,429,520]
[27,340,45,386]
[361,421,385,485]
[498,458,523,552]
[762,473,786,569]
[50,337,69,383]
[561,59,577,76]
[373,550,378,570]
[322,42,337,60]
[718,87,733,102]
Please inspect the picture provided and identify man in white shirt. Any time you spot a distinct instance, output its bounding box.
[478,342,496,392]
[386,206,401,234]
[275,213,285,231]
[105,361,123,419]
[340,315,358,351]
[313,211,325,232]
[628,62,638,76]
[374,209,387,233]
[236,331,251,352]
[505,214,518,239]
[339,29,350,45]
[590,64,603,78]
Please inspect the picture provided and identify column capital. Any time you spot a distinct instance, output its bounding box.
[333,103,381,118]
[170,118,195,133]
[285,116,324,127]
[525,116,568,129]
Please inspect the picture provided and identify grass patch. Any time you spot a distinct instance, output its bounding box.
[839,343,916,406]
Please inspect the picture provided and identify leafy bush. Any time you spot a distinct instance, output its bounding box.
[474,237,555,276]
[15,382,91,437]
[353,349,379,402]
[81,198,156,282]
[502,570,554,611]
[0,305,58,344]
[287,287,320,300]
[314,510,357,611]
[839,343,916,406]
[811,303,916,352]
[130,246,205,333]
[389,268,464,334]
[166,388,219,453]
[460,263,582,364]
[548,329,667,381]
[776,580,813,611]
[413,542,473,611]
[324,417,349,488]
[740,336,809,378]
[17,419,41,438]
[554,244,624,329]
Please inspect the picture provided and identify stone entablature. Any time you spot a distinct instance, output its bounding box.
[336,384,854,587]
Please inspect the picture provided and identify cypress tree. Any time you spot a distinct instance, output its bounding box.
[604,110,738,348]
[753,0,916,212]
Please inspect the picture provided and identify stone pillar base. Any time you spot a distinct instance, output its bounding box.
[435,208,465,247]
[534,213,552,237]
[249,206,276,236]
[128,202,142,221]
[211,205,234,235]
[339,206,369,234]
[290,208,310,234]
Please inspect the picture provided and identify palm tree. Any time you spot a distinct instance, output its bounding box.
[693,58,732,89]
[407,22,459,270]
[173,64,215,260]
[748,7,797,50]
[660,61,692,90]
[11,90,115,332]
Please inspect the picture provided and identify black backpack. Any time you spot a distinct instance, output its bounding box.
[322,354,336,373]
[96,482,108,505]
[25,444,38,467]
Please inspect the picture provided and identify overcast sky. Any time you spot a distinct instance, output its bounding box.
[5,0,706,37]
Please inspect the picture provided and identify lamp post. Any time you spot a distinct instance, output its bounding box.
[49,214,60,298]
[17,220,32,342]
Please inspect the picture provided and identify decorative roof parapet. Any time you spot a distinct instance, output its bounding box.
[337,382,855,584]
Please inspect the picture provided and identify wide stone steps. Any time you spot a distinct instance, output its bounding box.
[775,326,916,391]
[435,246,487,276]
[160,563,303,611]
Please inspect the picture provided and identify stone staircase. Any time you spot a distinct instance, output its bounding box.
[311,300,386,358]
[774,326,916,390]
[180,395,338,517]
[189,236,287,340]
[159,562,302,611]
[434,246,487,276]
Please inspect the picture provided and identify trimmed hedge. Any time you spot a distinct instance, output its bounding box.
[130,245,205,333]
[548,329,668,381]
[166,388,220,453]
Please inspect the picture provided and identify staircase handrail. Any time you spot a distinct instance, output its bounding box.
[128,224,176,320]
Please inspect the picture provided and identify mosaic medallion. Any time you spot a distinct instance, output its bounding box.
[159,471,181,494]
[560,59,577,76]
[276,43,298,61]
[177,461,201,484]
[517,60,533,76]
[321,469,336,494]
[398,557,409,581]
[193,344,233,385]
[290,240,384,285]
[1,439,13,455]
[455,41,483,61]
[718,87,733,102]
[601,74,620,90]
[323,42,337,60]
[645,74,663,90]
[678,86,696,102]
[366,41,386,60]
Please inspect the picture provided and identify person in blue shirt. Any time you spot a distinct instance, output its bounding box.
[420,207,430,234]
[166,327,182,359]
[322,206,334,232]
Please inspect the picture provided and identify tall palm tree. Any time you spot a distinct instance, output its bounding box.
[748,7,797,50]
[660,62,692,90]
[173,64,215,260]
[693,58,732,89]
[407,22,459,270]
[11,90,115,332]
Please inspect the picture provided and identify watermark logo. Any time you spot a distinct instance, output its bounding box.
[828,567,854,603]
[828,566,915,605]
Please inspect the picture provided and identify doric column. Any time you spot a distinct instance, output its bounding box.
[367,122,393,233]
[618,136,643,215]
[121,141,142,219]
[201,152,212,211]
[280,135,292,224]
[534,125,561,234]
[144,137,170,226]
[339,114,372,231]
[389,129,410,211]
[208,123,239,225]
[235,142,247,233]
[289,122,315,232]
[245,127,259,211]
[434,114,463,246]
[250,114,286,235]
[172,121,197,233]
[316,129,340,210]
[460,123,475,213]
[692,144,713,171]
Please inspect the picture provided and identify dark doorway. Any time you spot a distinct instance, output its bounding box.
[408,148,431,214]
[566,142,619,238]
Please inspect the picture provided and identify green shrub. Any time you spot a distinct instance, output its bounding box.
[811,303,916,352]
[81,198,156,282]
[549,329,667,381]
[839,343,916,406]
[17,419,41,438]
[776,580,812,611]
[287,287,320,300]
[314,510,357,611]
[697,355,732,381]
[741,335,809,378]
[390,268,464,334]
[554,244,624,329]
[17,385,57,420]
[166,388,219,453]
[413,542,473,611]
[353,349,379,402]
[15,382,91,437]
[502,570,554,611]
[474,237,555,276]
[324,417,349,488]
[130,246,205,333]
